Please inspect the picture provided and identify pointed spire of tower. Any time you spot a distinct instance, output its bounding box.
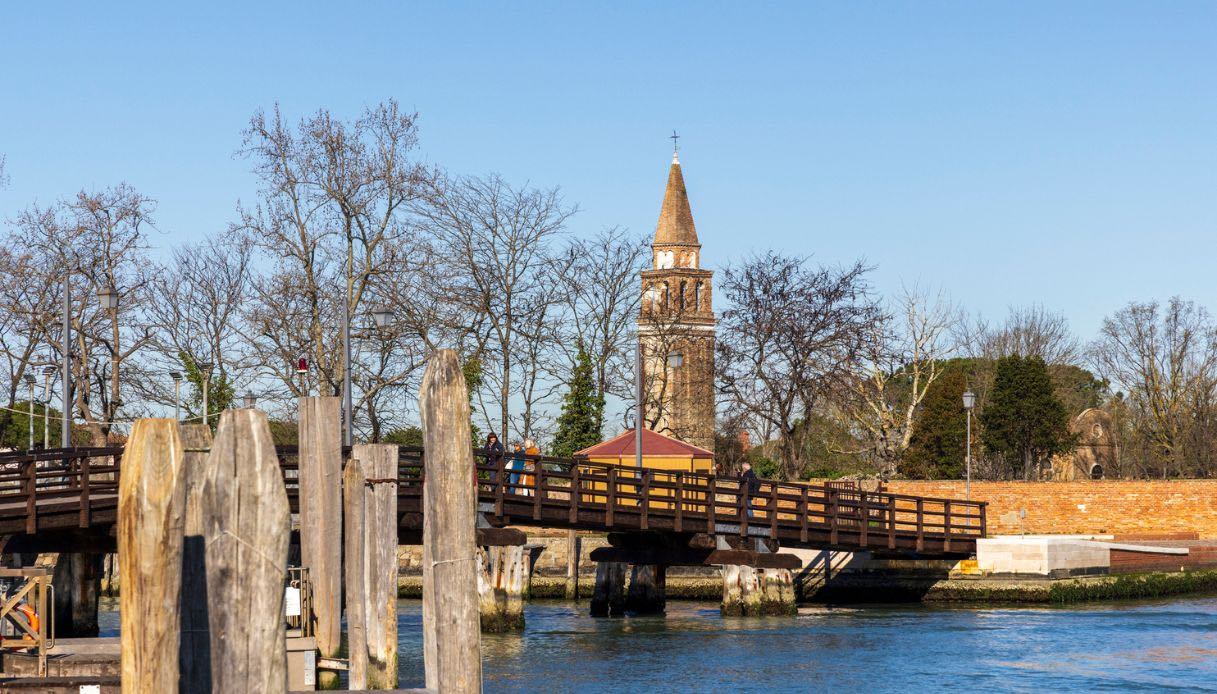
[654,152,699,247]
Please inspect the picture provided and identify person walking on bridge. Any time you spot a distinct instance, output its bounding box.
[483,432,504,481]
[740,461,761,518]
[508,441,526,493]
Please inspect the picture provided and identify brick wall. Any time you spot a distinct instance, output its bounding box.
[877,480,1217,538]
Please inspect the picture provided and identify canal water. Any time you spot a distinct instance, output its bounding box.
[99,596,1217,690]
[397,597,1217,692]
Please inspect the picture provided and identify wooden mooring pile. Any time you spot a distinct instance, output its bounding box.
[0,349,480,693]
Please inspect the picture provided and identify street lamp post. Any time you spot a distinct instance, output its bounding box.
[635,342,644,468]
[98,286,120,433]
[42,364,55,449]
[60,277,71,448]
[243,392,257,409]
[198,362,214,426]
[170,371,183,421]
[963,389,976,500]
[24,374,36,450]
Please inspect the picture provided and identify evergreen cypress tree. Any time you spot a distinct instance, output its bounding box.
[550,345,605,458]
[902,369,970,479]
[981,355,1072,479]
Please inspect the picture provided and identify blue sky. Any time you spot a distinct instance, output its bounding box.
[1,2,1214,340]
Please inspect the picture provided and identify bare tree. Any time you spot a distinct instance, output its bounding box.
[1090,298,1217,478]
[838,285,960,478]
[234,100,431,434]
[963,305,1081,365]
[136,234,255,420]
[553,228,648,400]
[417,173,576,440]
[8,185,158,443]
[717,253,883,479]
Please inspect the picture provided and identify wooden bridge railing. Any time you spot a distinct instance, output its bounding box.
[0,445,986,553]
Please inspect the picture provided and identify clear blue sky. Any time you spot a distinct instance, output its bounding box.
[2,2,1214,340]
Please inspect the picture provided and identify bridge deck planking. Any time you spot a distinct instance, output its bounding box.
[0,447,984,557]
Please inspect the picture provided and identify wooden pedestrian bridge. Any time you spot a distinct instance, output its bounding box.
[0,445,985,559]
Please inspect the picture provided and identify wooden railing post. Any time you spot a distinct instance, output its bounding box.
[859,491,869,548]
[24,461,36,535]
[915,498,925,552]
[707,477,717,532]
[674,473,684,533]
[569,466,580,524]
[887,496,896,549]
[769,484,778,538]
[828,489,838,545]
[78,455,91,528]
[799,486,809,543]
[943,500,952,553]
[533,459,544,521]
[606,467,617,528]
[979,502,988,538]
[641,471,650,530]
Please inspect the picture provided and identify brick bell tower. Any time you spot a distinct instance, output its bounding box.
[638,147,716,451]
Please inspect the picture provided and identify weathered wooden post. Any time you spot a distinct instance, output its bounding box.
[421,349,482,693]
[564,529,580,600]
[50,553,103,637]
[344,443,400,689]
[626,564,666,614]
[298,395,343,689]
[589,561,627,617]
[118,418,186,692]
[179,423,213,694]
[202,408,291,692]
[476,545,527,632]
[721,564,797,616]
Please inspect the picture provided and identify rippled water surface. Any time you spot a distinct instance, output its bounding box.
[99,595,1217,691]
[396,597,1217,692]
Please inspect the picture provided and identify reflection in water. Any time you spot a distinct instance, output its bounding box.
[98,595,1217,691]
[397,597,1217,692]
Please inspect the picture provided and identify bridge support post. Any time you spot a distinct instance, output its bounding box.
[721,565,796,617]
[49,553,104,637]
[476,545,527,632]
[589,561,627,617]
[626,564,666,614]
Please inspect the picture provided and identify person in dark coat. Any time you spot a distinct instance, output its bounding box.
[740,461,761,517]
[483,432,504,481]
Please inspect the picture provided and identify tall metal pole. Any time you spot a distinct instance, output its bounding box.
[42,368,52,449]
[27,381,35,450]
[61,277,71,448]
[202,375,210,427]
[342,291,353,448]
[965,408,972,501]
[174,379,181,421]
[635,340,643,468]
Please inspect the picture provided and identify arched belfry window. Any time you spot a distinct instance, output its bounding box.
[679,281,687,311]
[694,281,703,311]
[662,282,670,310]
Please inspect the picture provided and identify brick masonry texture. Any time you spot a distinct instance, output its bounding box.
[878,480,1217,538]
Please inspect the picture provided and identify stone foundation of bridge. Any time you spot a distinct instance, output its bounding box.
[626,564,667,614]
[590,561,628,617]
[477,545,527,632]
[721,565,797,617]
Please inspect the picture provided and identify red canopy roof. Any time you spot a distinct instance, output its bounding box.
[575,428,714,459]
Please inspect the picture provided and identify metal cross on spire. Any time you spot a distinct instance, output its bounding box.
[669,130,680,155]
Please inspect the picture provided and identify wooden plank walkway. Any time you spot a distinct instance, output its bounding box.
[0,446,985,557]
